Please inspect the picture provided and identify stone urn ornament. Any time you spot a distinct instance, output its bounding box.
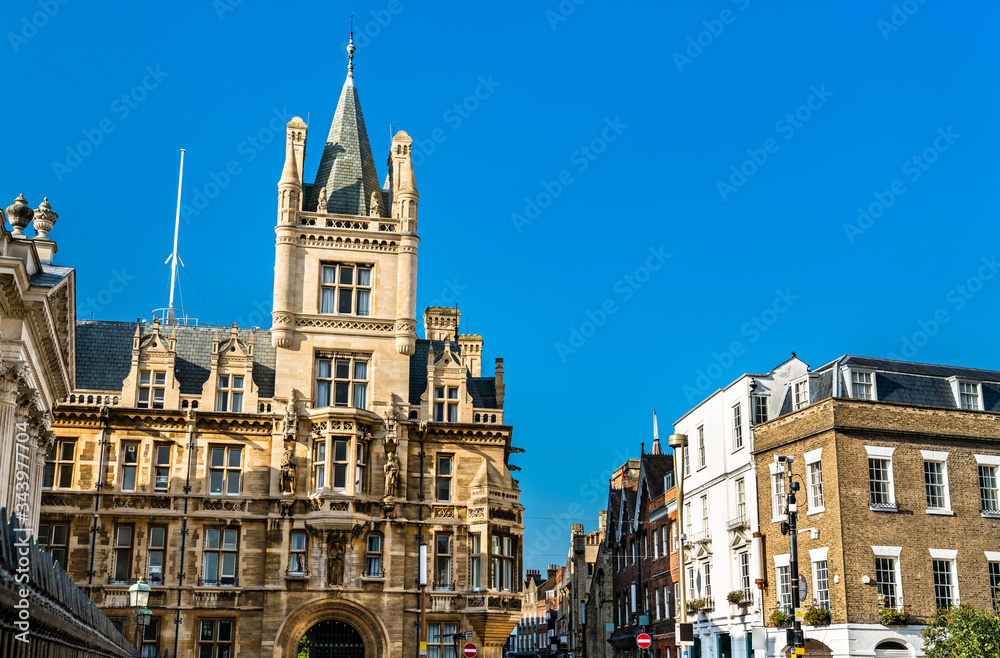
[32,197,57,238]
[5,194,33,237]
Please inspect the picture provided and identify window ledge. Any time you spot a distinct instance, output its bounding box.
[926,508,955,516]
[771,515,788,524]
[806,507,825,516]
[284,572,308,580]
[869,504,898,512]
[981,511,1000,519]
[360,575,386,581]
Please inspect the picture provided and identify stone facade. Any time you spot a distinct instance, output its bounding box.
[37,38,524,658]
[752,356,1000,657]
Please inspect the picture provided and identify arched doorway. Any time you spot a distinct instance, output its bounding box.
[275,598,388,657]
[297,619,365,657]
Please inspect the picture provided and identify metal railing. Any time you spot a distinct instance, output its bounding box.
[726,514,749,531]
[0,508,137,656]
[196,576,240,587]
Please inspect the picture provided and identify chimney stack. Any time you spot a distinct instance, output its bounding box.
[598,510,607,534]
[495,358,505,408]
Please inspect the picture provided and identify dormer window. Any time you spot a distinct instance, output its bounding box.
[947,377,982,410]
[792,379,809,411]
[138,370,165,409]
[851,371,874,400]
[434,386,458,422]
[320,263,372,316]
[960,382,980,410]
[216,375,244,412]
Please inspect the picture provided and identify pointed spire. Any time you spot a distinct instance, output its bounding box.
[279,140,300,186]
[346,15,355,83]
[650,410,663,455]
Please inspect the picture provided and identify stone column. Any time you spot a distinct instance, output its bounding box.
[0,361,26,519]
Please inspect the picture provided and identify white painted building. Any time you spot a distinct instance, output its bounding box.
[673,356,808,658]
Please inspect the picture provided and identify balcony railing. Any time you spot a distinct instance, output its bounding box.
[433,581,456,591]
[197,577,239,587]
[982,505,1000,517]
[726,514,749,531]
[869,500,898,512]
[688,529,712,544]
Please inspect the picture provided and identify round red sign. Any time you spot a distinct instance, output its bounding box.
[463,643,477,658]
[637,633,652,648]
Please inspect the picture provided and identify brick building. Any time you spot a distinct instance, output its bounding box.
[603,446,677,658]
[753,355,1000,657]
[36,34,524,658]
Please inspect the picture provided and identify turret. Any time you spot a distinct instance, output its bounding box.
[392,130,419,355]
[272,117,308,349]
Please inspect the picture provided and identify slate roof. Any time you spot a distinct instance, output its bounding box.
[304,77,382,216]
[74,321,276,398]
[640,454,674,501]
[29,263,73,288]
[772,354,1000,418]
[408,339,499,409]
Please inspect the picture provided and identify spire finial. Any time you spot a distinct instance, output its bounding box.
[347,15,355,79]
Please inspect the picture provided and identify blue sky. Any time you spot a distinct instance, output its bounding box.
[4,1,999,570]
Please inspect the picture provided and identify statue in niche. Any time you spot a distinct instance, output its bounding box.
[317,187,328,213]
[369,190,382,217]
[383,451,399,498]
[327,540,344,587]
[280,445,296,495]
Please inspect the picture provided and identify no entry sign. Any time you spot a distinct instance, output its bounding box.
[463,643,477,657]
[637,633,652,649]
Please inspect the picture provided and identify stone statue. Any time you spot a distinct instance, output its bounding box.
[283,399,298,439]
[317,187,328,213]
[369,190,382,217]
[383,451,399,498]
[280,445,296,495]
[328,540,344,587]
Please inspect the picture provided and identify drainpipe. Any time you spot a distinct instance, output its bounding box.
[173,410,196,658]
[87,405,110,589]
[417,421,428,658]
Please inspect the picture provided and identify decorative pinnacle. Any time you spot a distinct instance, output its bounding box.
[347,15,355,79]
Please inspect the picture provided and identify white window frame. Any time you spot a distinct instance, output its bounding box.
[930,549,959,608]
[948,377,982,410]
[872,545,903,609]
[804,448,824,514]
[774,554,791,609]
[976,454,1000,517]
[753,394,769,425]
[792,378,810,411]
[921,450,953,515]
[865,445,897,511]
[809,547,830,610]
[842,366,876,400]
[697,425,706,469]
[769,462,787,522]
[732,403,743,451]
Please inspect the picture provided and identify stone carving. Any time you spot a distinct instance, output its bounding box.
[317,187,328,213]
[283,400,298,439]
[383,451,399,498]
[328,540,344,587]
[369,190,382,217]
[32,197,58,238]
[280,445,296,495]
[5,194,33,237]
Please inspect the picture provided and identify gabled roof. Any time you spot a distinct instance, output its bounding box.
[74,321,275,397]
[407,339,500,409]
[305,75,382,216]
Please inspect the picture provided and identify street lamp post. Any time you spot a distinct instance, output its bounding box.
[777,456,804,656]
[668,433,688,658]
[128,578,152,652]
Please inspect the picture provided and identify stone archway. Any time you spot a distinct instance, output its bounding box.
[274,598,389,658]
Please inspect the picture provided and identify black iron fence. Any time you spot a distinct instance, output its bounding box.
[0,508,137,657]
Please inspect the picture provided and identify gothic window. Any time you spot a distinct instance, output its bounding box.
[434,386,458,422]
[121,442,139,491]
[320,263,372,316]
[491,534,515,591]
[313,441,326,492]
[199,620,234,656]
[437,455,453,502]
[154,445,171,492]
[43,439,75,489]
[289,531,307,575]
[215,375,244,413]
[147,526,166,584]
[138,370,165,409]
[315,355,368,409]
[209,447,242,496]
[435,534,452,589]
[365,534,383,577]
[112,525,133,584]
[332,440,349,490]
[203,528,239,586]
